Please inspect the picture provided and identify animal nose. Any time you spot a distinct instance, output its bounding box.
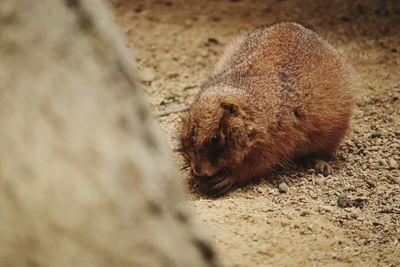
[192,164,202,176]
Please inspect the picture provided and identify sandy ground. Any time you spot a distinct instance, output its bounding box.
[111,1,400,266]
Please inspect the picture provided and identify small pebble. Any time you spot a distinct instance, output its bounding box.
[134,7,143,13]
[388,158,398,170]
[167,72,179,79]
[278,182,289,193]
[207,37,220,44]
[391,176,400,185]
[357,216,365,222]
[320,205,334,213]
[350,198,368,208]
[201,50,209,57]
[337,194,348,208]
[210,16,221,22]
[362,177,376,188]
[370,132,381,138]
[140,67,155,83]
[315,177,325,185]
[300,210,309,216]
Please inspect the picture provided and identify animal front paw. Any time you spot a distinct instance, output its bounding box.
[199,169,235,196]
[312,158,332,176]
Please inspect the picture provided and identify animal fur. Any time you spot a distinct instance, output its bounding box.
[179,22,355,196]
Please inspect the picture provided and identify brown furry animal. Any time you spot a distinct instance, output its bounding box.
[179,22,355,196]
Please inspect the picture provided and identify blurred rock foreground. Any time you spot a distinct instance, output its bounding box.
[0,0,219,266]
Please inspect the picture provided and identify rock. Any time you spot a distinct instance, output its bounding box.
[0,1,220,265]
[391,176,400,185]
[338,194,368,209]
[370,132,382,138]
[167,72,179,79]
[319,205,334,213]
[357,216,365,222]
[362,177,376,188]
[183,19,193,27]
[207,37,220,45]
[210,16,221,22]
[315,176,325,185]
[337,194,349,208]
[300,210,310,216]
[278,182,289,193]
[134,7,143,13]
[140,67,155,83]
[388,158,398,170]
[350,198,368,208]
[201,50,209,57]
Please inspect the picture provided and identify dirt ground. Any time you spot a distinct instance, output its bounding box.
[111,1,399,266]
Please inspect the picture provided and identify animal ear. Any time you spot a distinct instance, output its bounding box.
[220,102,238,115]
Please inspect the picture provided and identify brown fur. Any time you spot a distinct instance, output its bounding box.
[179,22,355,195]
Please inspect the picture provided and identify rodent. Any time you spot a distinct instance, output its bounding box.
[179,22,355,196]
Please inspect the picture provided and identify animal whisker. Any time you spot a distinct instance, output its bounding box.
[180,163,190,171]
[173,146,184,153]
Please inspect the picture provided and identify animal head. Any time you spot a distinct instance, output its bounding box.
[179,92,258,178]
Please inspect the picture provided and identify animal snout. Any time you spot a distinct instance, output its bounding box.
[192,164,203,176]
[191,163,215,177]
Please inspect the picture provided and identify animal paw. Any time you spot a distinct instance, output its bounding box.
[200,172,235,196]
[313,158,332,176]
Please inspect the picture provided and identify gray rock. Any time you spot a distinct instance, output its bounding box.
[337,194,349,208]
[278,182,289,193]
[140,67,156,82]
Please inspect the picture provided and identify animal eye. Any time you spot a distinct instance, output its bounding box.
[211,134,219,144]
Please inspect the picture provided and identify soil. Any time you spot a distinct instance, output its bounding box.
[111,1,399,266]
